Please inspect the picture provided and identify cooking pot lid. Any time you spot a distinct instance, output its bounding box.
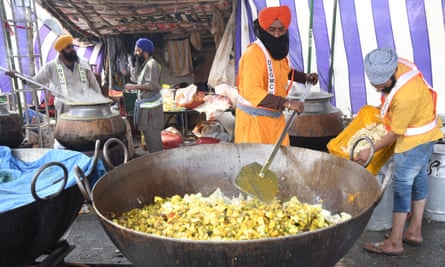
[289,90,333,101]
[66,98,112,106]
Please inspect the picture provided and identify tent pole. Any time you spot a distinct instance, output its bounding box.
[328,0,338,93]
[306,0,315,73]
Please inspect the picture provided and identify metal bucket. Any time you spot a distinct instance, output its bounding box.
[366,159,393,231]
[424,144,445,222]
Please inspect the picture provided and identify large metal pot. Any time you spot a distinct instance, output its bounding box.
[55,100,126,151]
[86,143,380,267]
[0,147,99,267]
[286,91,344,151]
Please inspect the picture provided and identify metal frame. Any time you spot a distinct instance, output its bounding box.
[1,0,51,147]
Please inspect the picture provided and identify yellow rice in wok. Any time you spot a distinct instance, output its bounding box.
[112,189,351,240]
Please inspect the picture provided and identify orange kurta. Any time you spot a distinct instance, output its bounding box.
[234,43,290,144]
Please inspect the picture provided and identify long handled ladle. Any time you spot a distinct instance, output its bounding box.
[0,66,78,102]
[234,83,312,203]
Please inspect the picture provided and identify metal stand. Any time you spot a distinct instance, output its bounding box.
[0,0,51,147]
[29,240,75,267]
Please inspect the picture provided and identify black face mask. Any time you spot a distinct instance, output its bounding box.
[254,20,289,60]
[61,50,79,63]
[382,75,397,94]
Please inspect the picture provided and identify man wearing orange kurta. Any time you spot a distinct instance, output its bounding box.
[234,6,318,144]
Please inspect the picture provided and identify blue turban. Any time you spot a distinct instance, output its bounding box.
[136,38,154,54]
[364,47,399,85]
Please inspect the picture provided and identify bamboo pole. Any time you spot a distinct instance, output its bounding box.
[328,0,338,94]
[306,0,314,73]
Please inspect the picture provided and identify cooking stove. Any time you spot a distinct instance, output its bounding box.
[29,239,134,266]
[28,240,76,267]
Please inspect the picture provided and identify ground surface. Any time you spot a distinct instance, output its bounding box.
[62,207,445,267]
[61,138,445,267]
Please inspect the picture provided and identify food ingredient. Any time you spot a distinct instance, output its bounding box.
[112,189,351,240]
[342,123,387,156]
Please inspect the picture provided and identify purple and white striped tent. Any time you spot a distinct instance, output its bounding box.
[0,21,104,103]
[36,24,104,73]
[236,0,445,116]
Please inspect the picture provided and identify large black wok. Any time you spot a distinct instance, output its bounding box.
[88,143,380,267]
[0,146,100,267]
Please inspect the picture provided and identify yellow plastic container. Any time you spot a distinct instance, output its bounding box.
[327,105,394,175]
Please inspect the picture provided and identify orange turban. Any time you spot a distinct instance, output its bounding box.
[54,34,74,52]
[258,6,291,30]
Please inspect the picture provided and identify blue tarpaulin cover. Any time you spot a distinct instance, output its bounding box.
[0,146,106,213]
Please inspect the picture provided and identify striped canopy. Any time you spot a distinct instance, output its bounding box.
[36,24,104,73]
[236,0,445,116]
[0,22,104,102]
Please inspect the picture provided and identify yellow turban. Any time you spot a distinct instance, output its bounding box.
[258,6,291,30]
[54,34,74,52]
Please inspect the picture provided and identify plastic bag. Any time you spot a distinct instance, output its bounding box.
[194,94,231,120]
[175,84,205,109]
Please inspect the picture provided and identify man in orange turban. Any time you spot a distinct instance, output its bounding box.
[258,6,291,33]
[234,6,318,144]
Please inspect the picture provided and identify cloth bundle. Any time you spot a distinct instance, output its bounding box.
[0,146,106,213]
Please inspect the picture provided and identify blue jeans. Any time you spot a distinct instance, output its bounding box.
[392,142,434,212]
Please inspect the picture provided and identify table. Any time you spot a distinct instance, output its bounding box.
[164,109,200,136]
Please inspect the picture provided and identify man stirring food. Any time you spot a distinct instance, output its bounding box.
[5,34,105,116]
[5,34,108,148]
[234,5,318,145]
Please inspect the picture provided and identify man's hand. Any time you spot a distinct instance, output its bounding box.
[354,148,371,166]
[306,73,318,85]
[287,100,304,114]
[124,83,136,92]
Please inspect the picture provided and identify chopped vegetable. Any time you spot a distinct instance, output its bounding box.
[112,189,351,240]
[342,123,387,156]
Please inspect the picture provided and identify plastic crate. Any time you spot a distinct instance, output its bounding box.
[327,105,394,175]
